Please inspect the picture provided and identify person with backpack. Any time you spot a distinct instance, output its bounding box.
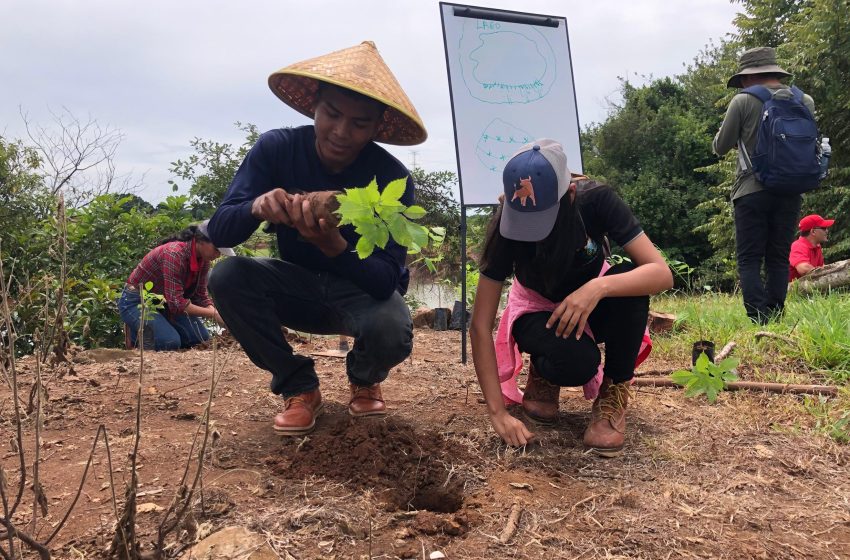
[713,46,819,324]
[469,139,672,456]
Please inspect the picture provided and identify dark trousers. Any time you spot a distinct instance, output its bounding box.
[208,257,413,397]
[733,190,801,324]
[511,263,649,386]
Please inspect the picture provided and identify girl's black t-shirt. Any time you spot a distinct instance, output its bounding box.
[480,183,643,302]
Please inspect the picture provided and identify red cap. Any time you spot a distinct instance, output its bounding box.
[799,214,835,231]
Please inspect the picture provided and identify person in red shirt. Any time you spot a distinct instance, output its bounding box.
[789,214,835,281]
[118,221,234,350]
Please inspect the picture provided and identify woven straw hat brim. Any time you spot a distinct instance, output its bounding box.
[268,42,427,146]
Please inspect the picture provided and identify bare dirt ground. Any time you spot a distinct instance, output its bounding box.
[2,328,849,559]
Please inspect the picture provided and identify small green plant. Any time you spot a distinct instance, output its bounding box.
[140,281,166,313]
[459,262,479,306]
[335,177,436,259]
[408,226,446,274]
[671,352,739,403]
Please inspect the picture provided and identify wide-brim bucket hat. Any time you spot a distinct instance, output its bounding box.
[727,46,792,88]
[268,41,427,146]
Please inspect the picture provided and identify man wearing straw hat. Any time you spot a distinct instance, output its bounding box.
[713,47,815,325]
[206,41,427,435]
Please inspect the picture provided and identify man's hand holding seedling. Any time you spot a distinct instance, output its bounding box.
[251,188,295,226]
[285,192,347,257]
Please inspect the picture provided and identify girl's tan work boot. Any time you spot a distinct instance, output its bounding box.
[583,378,633,457]
[522,364,560,426]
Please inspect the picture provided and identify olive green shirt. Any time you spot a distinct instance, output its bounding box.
[713,85,816,201]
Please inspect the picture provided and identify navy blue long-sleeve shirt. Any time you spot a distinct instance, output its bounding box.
[207,126,413,300]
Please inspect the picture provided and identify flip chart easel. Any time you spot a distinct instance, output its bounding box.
[439,2,582,362]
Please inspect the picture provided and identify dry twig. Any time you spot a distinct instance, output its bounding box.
[714,341,736,362]
[754,331,798,347]
[498,502,523,544]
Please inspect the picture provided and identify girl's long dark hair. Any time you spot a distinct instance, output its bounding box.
[480,195,583,294]
[157,225,209,247]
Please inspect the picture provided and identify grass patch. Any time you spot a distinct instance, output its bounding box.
[652,290,850,384]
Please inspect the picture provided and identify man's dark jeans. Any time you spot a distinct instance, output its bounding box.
[733,190,801,324]
[208,257,413,397]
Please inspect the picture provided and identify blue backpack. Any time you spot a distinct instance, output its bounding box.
[741,85,821,194]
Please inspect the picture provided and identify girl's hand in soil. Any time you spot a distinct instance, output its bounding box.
[490,410,535,447]
[251,188,294,226]
[547,277,606,339]
[285,193,347,257]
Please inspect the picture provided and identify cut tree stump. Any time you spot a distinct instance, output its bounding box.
[412,307,435,328]
[647,311,676,334]
[796,258,850,293]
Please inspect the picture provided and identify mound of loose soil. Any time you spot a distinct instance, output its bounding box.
[266,416,466,513]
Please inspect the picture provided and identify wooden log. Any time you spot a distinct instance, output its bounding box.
[796,258,850,294]
[633,376,837,396]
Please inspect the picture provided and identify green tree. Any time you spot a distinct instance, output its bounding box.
[781,0,850,259]
[733,0,804,48]
[169,122,260,216]
[582,78,717,265]
[409,167,460,271]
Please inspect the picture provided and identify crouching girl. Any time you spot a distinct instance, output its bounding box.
[469,140,672,456]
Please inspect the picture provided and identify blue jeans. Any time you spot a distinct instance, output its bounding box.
[208,257,413,397]
[733,190,801,324]
[117,287,210,350]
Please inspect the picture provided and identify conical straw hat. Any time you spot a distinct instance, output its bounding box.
[268,41,427,146]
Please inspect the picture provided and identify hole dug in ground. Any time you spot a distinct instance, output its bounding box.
[267,416,467,513]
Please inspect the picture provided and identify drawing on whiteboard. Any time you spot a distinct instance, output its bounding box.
[476,118,533,173]
[458,20,556,104]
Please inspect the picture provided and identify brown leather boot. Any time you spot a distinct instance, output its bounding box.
[583,378,633,457]
[349,382,387,417]
[273,388,323,435]
[522,364,560,425]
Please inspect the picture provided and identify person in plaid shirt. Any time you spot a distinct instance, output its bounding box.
[117,221,234,350]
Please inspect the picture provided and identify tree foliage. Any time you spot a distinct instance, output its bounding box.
[409,167,461,272]
[169,122,259,216]
[584,1,849,286]
[582,77,717,266]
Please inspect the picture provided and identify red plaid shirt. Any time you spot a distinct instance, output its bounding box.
[127,241,213,316]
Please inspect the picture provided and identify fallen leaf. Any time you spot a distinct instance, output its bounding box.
[430,552,447,559]
[753,444,774,459]
[509,482,533,491]
[137,503,163,513]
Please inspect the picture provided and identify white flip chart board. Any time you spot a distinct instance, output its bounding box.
[440,3,582,206]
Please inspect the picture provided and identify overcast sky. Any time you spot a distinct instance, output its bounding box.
[0,0,739,203]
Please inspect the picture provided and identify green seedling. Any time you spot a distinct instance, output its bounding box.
[139,281,166,318]
[671,352,739,403]
[335,177,438,259]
